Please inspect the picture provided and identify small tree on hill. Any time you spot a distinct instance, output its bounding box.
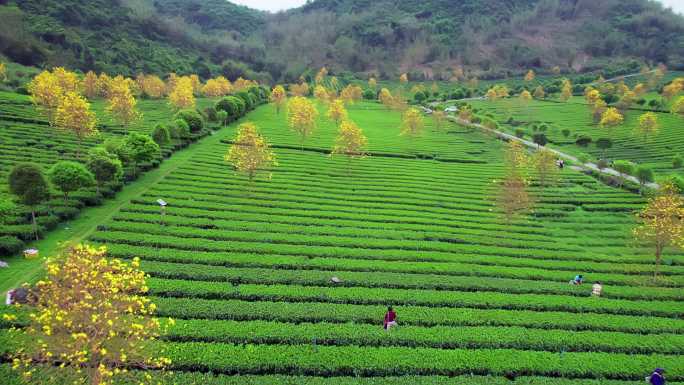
[633,182,684,280]
[600,107,624,136]
[287,96,318,148]
[379,88,393,109]
[83,71,99,99]
[672,96,684,118]
[271,85,287,114]
[400,108,424,137]
[8,163,50,240]
[48,161,95,203]
[226,122,277,183]
[524,70,535,82]
[0,62,6,82]
[432,110,446,130]
[86,148,123,194]
[560,79,572,102]
[613,160,635,188]
[532,149,558,190]
[637,112,659,141]
[368,78,377,90]
[55,92,98,158]
[635,165,654,193]
[595,138,613,158]
[168,77,195,110]
[106,76,141,127]
[123,133,160,177]
[28,70,64,126]
[326,99,348,126]
[331,119,368,173]
[5,244,171,385]
[495,141,532,223]
[533,86,545,99]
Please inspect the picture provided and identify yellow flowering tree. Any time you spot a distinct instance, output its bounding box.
[290,82,309,97]
[585,88,600,105]
[368,77,377,90]
[379,88,393,109]
[326,99,348,125]
[495,141,532,223]
[0,61,6,82]
[270,85,287,114]
[53,67,82,94]
[331,119,368,171]
[532,148,559,189]
[533,86,545,99]
[400,108,424,137]
[672,96,684,118]
[106,76,141,127]
[55,92,98,157]
[633,182,684,280]
[168,76,195,110]
[592,99,608,123]
[519,90,532,103]
[458,106,473,123]
[600,107,624,134]
[287,96,318,147]
[399,73,408,84]
[524,70,535,82]
[28,70,64,126]
[189,74,202,95]
[83,71,99,99]
[313,85,329,103]
[662,81,682,101]
[340,84,362,104]
[315,67,328,85]
[226,122,277,182]
[97,73,112,98]
[4,245,171,385]
[637,112,659,140]
[560,79,572,102]
[141,75,166,99]
[432,109,446,130]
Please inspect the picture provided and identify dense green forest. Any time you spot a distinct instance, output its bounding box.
[1,0,683,81]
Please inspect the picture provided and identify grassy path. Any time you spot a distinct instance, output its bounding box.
[0,128,231,295]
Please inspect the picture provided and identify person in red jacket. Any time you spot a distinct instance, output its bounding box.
[383,306,397,331]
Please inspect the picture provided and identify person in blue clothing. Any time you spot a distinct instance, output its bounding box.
[570,274,583,285]
[649,368,666,385]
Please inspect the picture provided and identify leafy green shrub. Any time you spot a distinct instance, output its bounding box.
[514,129,525,138]
[673,155,683,169]
[575,136,592,147]
[635,165,654,187]
[173,119,191,140]
[0,236,24,255]
[363,89,376,100]
[152,124,171,145]
[174,110,204,133]
[215,96,245,120]
[48,161,95,202]
[561,129,571,138]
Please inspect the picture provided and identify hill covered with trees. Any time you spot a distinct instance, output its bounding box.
[1,0,683,81]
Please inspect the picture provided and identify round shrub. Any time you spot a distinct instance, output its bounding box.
[152,124,171,145]
[673,155,683,169]
[173,119,191,139]
[174,110,204,133]
[575,136,592,147]
[0,236,24,255]
[215,96,244,118]
[363,89,376,100]
[236,91,255,111]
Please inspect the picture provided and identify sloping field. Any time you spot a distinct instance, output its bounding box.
[468,97,684,179]
[10,101,675,383]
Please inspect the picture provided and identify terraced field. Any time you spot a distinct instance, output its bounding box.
[4,100,677,383]
[468,96,684,180]
[0,90,233,254]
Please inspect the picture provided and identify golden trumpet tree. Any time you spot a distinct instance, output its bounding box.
[287,96,318,146]
[552,66,561,75]
[315,67,328,84]
[189,74,202,95]
[53,67,81,94]
[290,82,309,97]
[28,70,64,126]
[226,122,277,182]
[379,88,393,109]
[633,83,647,97]
[0,62,6,82]
[216,76,232,95]
[495,141,532,223]
[533,86,545,99]
[672,96,684,118]
[97,73,112,98]
[592,99,608,123]
[168,77,195,110]
[201,79,223,98]
[519,90,532,103]
[662,81,682,101]
[141,75,166,99]
[326,99,348,125]
[165,73,179,95]
[106,76,141,126]
[400,108,424,137]
[368,77,377,90]
[271,85,287,114]
[83,71,99,99]
[314,85,330,103]
[399,73,408,84]
[55,92,98,156]
[600,107,624,130]
[340,84,363,104]
[532,148,559,189]
[432,110,446,130]
[524,70,535,82]
[585,88,600,105]
[633,182,684,279]
[560,79,572,102]
[637,112,659,140]
[4,245,171,385]
[331,119,368,166]
[458,106,473,122]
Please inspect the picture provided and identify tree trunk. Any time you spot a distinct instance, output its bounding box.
[654,244,662,281]
[31,210,38,241]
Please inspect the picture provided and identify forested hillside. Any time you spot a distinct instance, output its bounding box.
[1,0,683,81]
